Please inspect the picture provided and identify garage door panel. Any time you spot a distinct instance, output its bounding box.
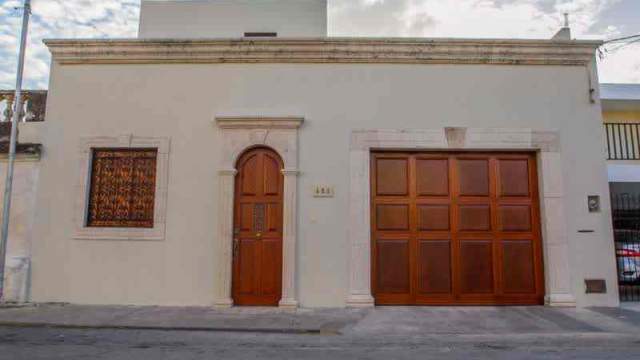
[499,205,532,232]
[376,239,410,294]
[416,159,449,196]
[376,158,409,196]
[417,240,452,294]
[498,159,530,197]
[418,205,450,231]
[502,240,536,294]
[372,152,543,305]
[458,205,492,231]
[458,159,490,196]
[459,240,495,294]
[376,204,410,231]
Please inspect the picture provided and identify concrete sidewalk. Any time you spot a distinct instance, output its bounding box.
[0,304,366,334]
[0,304,639,336]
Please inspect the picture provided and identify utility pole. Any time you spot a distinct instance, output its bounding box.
[0,0,31,301]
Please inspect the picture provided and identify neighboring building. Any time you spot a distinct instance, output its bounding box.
[0,91,45,303]
[603,84,640,176]
[29,0,619,308]
[602,84,640,301]
[138,0,328,38]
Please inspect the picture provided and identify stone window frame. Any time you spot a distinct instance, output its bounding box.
[74,135,170,241]
[346,128,576,308]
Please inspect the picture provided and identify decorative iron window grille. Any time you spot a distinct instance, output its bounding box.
[87,148,158,228]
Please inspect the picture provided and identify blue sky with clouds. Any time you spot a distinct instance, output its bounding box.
[0,0,638,90]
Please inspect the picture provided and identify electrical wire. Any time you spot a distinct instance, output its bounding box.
[604,34,640,44]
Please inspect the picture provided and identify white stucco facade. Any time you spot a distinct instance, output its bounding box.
[139,0,328,38]
[29,35,619,308]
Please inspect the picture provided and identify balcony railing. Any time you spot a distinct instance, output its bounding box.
[605,123,640,160]
[0,90,47,123]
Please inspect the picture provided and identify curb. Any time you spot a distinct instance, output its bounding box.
[0,321,332,335]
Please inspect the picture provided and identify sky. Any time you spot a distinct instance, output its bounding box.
[0,0,638,90]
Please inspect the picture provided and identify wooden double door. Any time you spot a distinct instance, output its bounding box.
[371,152,544,305]
[233,147,283,306]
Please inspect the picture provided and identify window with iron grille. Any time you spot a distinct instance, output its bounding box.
[87,148,158,228]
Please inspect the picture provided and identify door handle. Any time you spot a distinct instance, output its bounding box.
[256,232,263,238]
[233,238,239,258]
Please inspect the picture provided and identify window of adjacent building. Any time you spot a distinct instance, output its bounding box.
[87,148,158,228]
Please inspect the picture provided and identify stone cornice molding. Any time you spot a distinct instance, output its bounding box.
[215,117,304,130]
[45,38,601,66]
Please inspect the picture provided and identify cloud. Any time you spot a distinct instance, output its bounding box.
[0,0,637,89]
[0,0,139,89]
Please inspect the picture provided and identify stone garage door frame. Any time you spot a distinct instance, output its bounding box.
[346,128,575,308]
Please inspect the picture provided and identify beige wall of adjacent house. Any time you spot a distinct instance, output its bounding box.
[603,110,640,123]
[138,0,328,38]
[32,61,618,308]
[0,130,41,303]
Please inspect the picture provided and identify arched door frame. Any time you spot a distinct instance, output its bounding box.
[214,117,303,308]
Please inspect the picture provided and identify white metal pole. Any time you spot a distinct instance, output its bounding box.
[0,0,31,301]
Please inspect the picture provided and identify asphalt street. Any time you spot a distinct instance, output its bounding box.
[1,326,639,360]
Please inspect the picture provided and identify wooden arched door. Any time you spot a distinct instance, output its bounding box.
[233,147,284,306]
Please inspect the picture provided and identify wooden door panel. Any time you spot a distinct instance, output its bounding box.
[498,159,530,197]
[237,239,258,295]
[458,205,492,231]
[240,154,259,196]
[371,152,544,305]
[418,205,450,231]
[459,240,495,294]
[457,159,489,196]
[233,148,284,306]
[266,203,281,233]
[239,203,254,231]
[417,240,452,294]
[376,204,410,231]
[376,158,409,196]
[502,240,536,294]
[416,159,449,196]
[499,205,532,232]
[376,239,410,294]
[263,154,281,196]
[260,239,282,296]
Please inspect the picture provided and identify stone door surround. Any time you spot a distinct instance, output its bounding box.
[347,128,576,308]
[213,117,303,308]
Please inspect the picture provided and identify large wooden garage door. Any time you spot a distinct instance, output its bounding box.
[371,152,544,305]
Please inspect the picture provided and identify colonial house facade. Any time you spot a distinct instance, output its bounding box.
[20,0,619,308]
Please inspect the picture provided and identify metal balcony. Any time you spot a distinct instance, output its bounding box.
[605,123,640,160]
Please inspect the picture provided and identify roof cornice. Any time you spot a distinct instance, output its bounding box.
[44,37,602,66]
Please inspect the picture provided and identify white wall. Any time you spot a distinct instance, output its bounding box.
[608,162,640,182]
[139,0,327,38]
[33,61,618,308]
[0,157,40,302]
